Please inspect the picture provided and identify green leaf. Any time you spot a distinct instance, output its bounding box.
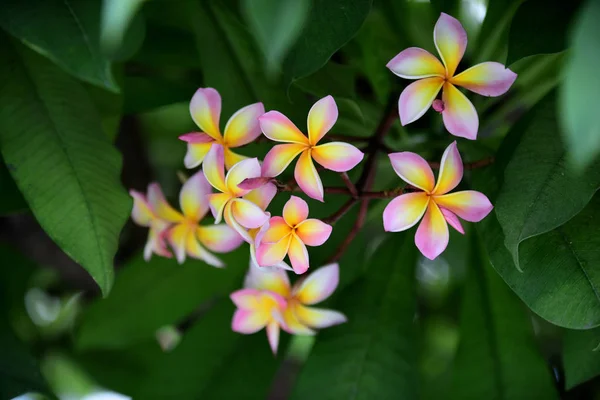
[430,0,458,15]
[291,235,419,399]
[0,0,118,91]
[473,0,523,63]
[0,36,131,296]
[563,327,600,389]
[495,93,600,271]
[449,234,558,399]
[100,0,147,60]
[283,0,372,87]
[294,62,356,98]
[477,172,600,329]
[75,248,249,350]
[243,0,311,74]
[506,0,582,64]
[560,0,600,171]
[80,301,284,399]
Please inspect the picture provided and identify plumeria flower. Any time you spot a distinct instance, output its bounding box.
[248,214,293,271]
[383,141,493,259]
[179,88,265,169]
[130,185,172,261]
[259,95,364,201]
[230,284,287,354]
[243,263,347,338]
[148,170,244,266]
[386,13,517,140]
[203,145,277,243]
[257,196,332,274]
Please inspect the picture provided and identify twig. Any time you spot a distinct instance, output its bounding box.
[322,198,359,225]
[339,172,358,198]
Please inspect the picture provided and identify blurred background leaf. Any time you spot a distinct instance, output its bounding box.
[563,327,600,390]
[0,35,131,296]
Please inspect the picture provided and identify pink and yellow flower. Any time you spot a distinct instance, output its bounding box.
[259,96,364,201]
[130,186,172,261]
[256,196,332,274]
[203,145,277,243]
[179,88,265,169]
[383,141,493,259]
[148,170,244,266]
[386,13,517,140]
[231,263,346,353]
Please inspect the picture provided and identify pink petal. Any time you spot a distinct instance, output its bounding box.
[442,82,479,140]
[433,190,493,222]
[398,77,444,125]
[231,309,268,334]
[230,288,262,309]
[283,195,309,227]
[231,198,269,229]
[223,102,265,147]
[288,234,309,275]
[179,132,215,144]
[415,201,449,260]
[294,305,347,329]
[147,183,184,223]
[244,262,291,297]
[295,219,332,246]
[207,193,232,223]
[225,157,261,196]
[307,95,338,145]
[282,306,316,335]
[386,47,446,79]
[166,224,190,264]
[434,12,467,77]
[266,321,280,354]
[292,263,339,305]
[144,221,172,261]
[197,224,244,253]
[223,201,253,243]
[189,88,222,140]
[202,144,228,193]
[311,142,364,172]
[294,150,324,202]
[383,192,430,232]
[432,141,463,195]
[259,111,309,144]
[224,148,248,170]
[243,182,277,211]
[179,170,212,221]
[185,229,224,267]
[262,216,292,244]
[440,207,465,234]
[238,177,271,190]
[130,190,153,227]
[257,235,292,267]
[183,141,215,169]
[261,143,307,178]
[451,62,518,97]
[388,152,435,192]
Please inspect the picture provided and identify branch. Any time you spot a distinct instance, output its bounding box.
[322,198,358,225]
[428,156,495,170]
[339,172,358,198]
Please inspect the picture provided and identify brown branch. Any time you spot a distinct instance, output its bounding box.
[339,172,358,198]
[322,198,359,225]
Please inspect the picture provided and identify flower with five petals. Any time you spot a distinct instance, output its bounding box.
[203,145,277,243]
[148,170,244,266]
[257,196,332,274]
[383,141,493,260]
[260,95,364,201]
[130,185,172,261]
[386,13,517,139]
[245,263,346,337]
[179,88,265,169]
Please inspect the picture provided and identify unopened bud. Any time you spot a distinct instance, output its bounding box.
[432,99,445,113]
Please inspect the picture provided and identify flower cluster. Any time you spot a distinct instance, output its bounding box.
[128,13,514,353]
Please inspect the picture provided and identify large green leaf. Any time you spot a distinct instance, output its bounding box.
[283,0,372,87]
[477,165,600,329]
[560,0,600,171]
[291,235,419,400]
[563,327,600,389]
[495,93,600,271]
[473,0,523,63]
[0,36,131,296]
[80,300,284,399]
[75,247,250,350]
[0,157,27,216]
[449,235,558,399]
[0,0,118,91]
[506,0,582,65]
[243,0,311,74]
